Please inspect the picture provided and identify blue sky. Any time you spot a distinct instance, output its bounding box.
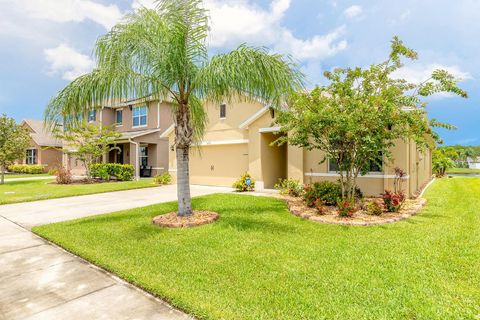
[0,0,478,145]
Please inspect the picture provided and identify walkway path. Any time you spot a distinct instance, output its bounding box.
[0,185,232,319]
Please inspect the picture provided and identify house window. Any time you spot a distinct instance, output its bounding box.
[220,103,226,119]
[269,107,275,119]
[139,146,148,167]
[88,110,96,122]
[26,149,37,165]
[132,105,148,127]
[116,109,123,125]
[328,154,383,173]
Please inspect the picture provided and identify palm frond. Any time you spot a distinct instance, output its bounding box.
[194,44,305,107]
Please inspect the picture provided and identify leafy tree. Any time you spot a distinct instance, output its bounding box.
[54,123,121,180]
[432,149,455,177]
[44,0,303,216]
[0,115,31,184]
[275,37,467,199]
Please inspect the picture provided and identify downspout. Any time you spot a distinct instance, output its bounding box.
[157,102,160,129]
[129,138,140,181]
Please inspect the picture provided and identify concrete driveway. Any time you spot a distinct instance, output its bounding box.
[0,184,232,319]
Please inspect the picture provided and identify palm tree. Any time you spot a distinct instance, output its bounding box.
[45,0,304,216]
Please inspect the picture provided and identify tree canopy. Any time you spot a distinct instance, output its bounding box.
[275,37,467,199]
[0,115,31,184]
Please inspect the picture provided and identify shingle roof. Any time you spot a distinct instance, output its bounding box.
[116,128,162,140]
[22,119,63,147]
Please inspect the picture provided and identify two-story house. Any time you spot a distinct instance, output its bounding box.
[164,98,432,197]
[65,97,174,178]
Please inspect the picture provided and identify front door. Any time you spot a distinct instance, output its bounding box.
[139,146,151,177]
[115,145,124,164]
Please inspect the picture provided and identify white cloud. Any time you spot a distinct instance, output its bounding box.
[204,0,347,61]
[44,44,95,80]
[12,0,123,30]
[343,5,362,19]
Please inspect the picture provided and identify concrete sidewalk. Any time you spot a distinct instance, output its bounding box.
[2,184,233,228]
[0,184,233,319]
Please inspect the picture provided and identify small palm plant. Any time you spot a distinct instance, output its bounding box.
[45,0,304,216]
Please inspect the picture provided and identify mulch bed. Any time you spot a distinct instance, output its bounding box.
[152,211,219,228]
[283,196,427,226]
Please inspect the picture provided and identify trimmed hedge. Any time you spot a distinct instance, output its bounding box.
[7,164,45,174]
[90,163,135,181]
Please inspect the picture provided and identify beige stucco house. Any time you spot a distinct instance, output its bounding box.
[18,119,63,171]
[64,98,173,178]
[165,99,432,197]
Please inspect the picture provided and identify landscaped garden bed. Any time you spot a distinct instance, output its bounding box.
[283,195,426,226]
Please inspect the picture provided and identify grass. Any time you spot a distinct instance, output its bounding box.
[0,178,157,205]
[33,178,480,320]
[447,167,480,174]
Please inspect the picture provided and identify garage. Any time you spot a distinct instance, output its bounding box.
[189,143,249,186]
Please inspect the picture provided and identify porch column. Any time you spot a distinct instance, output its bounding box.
[129,141,140,180]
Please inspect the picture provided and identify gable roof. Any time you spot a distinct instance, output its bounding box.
[21,119,62,147]
[239,106,269,129]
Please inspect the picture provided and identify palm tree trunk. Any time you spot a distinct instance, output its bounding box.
[176,146,192,216]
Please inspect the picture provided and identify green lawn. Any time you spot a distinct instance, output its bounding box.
[447,167,480,174]
[0,178,157,204]
[3,173,51,179]
[33,178,480,319]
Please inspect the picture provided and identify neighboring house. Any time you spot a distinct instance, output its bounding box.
[467,157,480,169]
[18,119,63,171]
[65,98,173,178]
[165,99,432,197]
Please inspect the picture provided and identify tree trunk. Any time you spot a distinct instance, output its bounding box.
[0,165,4,185]
[176,146,192,216]
[174,101,194,217]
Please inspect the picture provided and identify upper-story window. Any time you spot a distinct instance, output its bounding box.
[26,149,37,165]
[220,103,226,119]
[116,109,123,126]
[88,110,96,122]
[132,105,148,127]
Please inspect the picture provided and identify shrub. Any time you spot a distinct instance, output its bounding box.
[337,199,356,217]
[304,181,341,206]
[382,190,406,212]
[89,163,135,181]
[90,163,110,180]
[367,201,383,216]
[154,172,172,185]
[56,166,73,184]
[7,164,44,174]
[233,172,255,192]
[274,178,303,197]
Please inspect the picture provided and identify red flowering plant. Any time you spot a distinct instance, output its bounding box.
[337,199,356,217]
[314,198,326,215]
[382,190,406,212]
